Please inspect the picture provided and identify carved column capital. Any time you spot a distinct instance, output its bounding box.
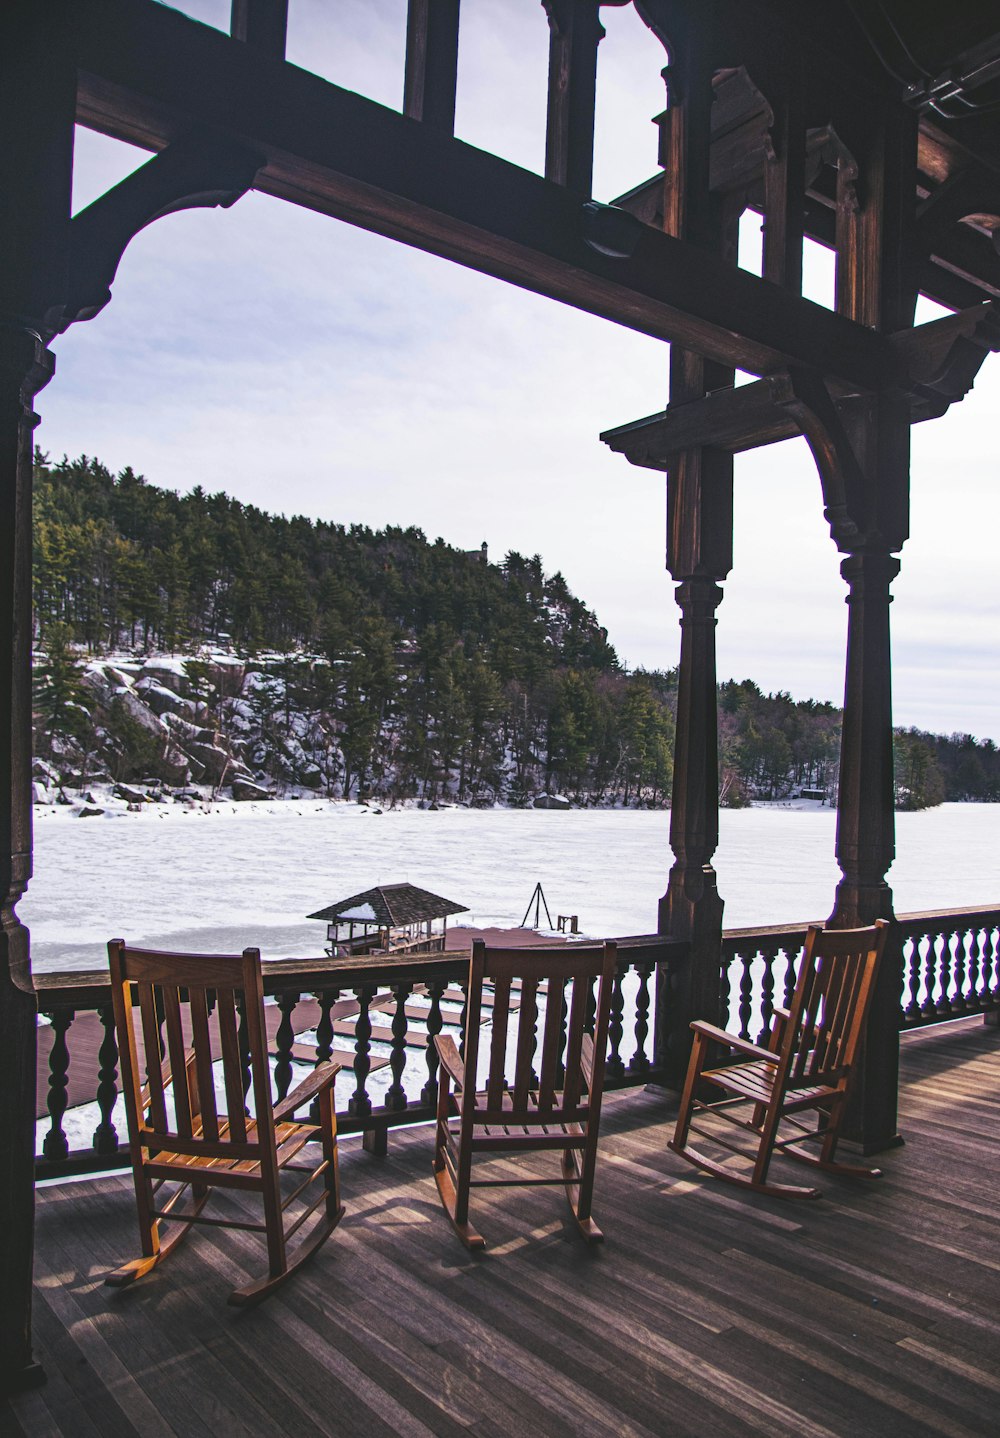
[0,322,55,404]
[673,575,724,618]
[839,549,901,591]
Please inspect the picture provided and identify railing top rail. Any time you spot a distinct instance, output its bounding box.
[35,932,689,1008]
[722,907,1000,946]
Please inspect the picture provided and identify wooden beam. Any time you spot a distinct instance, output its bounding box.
[66,0,899,390]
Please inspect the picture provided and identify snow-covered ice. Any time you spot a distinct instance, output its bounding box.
[22,800,1000,972]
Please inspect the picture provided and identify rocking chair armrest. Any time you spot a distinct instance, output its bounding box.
[689,1020,779,1065]
[434,1034,466,1089]
[272,1060,342,1123]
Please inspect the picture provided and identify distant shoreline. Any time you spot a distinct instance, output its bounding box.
[32,788,842,822]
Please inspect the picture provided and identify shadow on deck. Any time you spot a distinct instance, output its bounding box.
[6,1020,999,1438]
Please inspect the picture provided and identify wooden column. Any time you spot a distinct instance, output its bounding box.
[831,549,900,930]
[652,23,736,1083]
[0,325,52,1392]
[0,7,74,1392]
[824,106,915,1153]
[657,567,728,1081]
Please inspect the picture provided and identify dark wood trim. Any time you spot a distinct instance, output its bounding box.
[64,0,899,388]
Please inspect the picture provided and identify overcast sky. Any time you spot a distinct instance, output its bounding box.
[38,0,1000,740]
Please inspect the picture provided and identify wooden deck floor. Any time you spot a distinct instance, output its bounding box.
[6,1020,1000,1438]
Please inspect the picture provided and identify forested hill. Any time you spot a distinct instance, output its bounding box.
[30,453,1000,810]
[33,452,615,670]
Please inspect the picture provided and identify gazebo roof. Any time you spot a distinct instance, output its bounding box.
[307,883,468,927]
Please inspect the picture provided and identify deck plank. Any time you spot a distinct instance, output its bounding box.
[7,1018,1000,1438]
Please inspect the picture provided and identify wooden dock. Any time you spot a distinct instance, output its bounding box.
[9,1018,1000,1437]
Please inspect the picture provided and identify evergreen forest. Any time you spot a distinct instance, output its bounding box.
[31,453,1000,811]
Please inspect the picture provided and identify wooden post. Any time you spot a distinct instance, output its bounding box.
[657,568,728,1083]
[542,0,606,195]
[0,9,74,1391]
[403,0,461,135]
[0,325,53,1393]
[230,0,288,58]
[829,546,905,1152]
[652,22,735,1083]
[824,104,915,1153]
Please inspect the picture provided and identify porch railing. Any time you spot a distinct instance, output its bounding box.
[722,906,1000,1045]
[34,934,686,1181]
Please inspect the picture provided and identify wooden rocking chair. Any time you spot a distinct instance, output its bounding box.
[669,920,890,1198]
[106,940,344,1306]
[433,939,617,1250]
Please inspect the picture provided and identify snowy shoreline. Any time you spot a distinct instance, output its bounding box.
[33,788,839,824]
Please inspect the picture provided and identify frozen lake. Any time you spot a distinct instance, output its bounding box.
[22,800,1000,973]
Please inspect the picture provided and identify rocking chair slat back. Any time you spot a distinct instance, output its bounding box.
[432,939,618,1248]
[787,925,882,1087]
[106,939,344,1305]
[669,920,890,1199]
[111,944,263,1162]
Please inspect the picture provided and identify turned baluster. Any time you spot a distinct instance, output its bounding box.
[349,984,376,1118]
[584,972,598,1035]
[272,992,299,1102]
[737,949,755,1042]
[958,928,974,1012]
[939,931,957,1019]
[236,995,253,1107]
[719,946,734,1031]
[421,977,447,1107]
[42,1008,73,1163]
[758,944,778,1046]
[385,981,412,1112]
[605,968,625,1081]
[555,976,570,1088]
[987,924,1000,1004]
[629,960,653,1077]
[310,987,339,1122]
[916,934,934,1020]
[901,933,920,1023]
[970,927,987,1010]
[92,1003,120,1157]
[781,942,799,1012]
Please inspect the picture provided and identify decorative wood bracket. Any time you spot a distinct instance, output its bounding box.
[602,298,1000,467]
[889,299,1000,421]
[603,303,1000,552]
[45,130,264,334]
[773,368,867,550]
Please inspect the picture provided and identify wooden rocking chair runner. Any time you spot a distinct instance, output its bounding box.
[106,940,344,1306]
[433,939,617,1250]
[669,920,890,1199]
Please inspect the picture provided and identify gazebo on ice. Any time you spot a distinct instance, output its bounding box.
[307,884,468,958]
[7,0,1000,1408]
